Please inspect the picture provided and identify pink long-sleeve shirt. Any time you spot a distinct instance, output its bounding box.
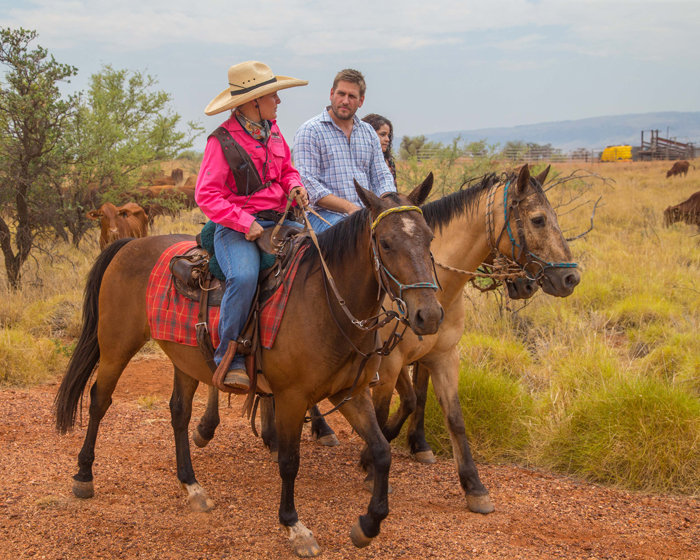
[195,115,302,233]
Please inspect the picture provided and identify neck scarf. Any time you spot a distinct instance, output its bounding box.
[235,109,270,142]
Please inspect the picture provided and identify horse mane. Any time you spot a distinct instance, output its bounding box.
[422,171,544,233]
[300,207,371,272]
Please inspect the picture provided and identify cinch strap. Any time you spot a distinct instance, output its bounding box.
[229,77,278,96]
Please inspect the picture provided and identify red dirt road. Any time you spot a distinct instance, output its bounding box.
[1,357,699,559]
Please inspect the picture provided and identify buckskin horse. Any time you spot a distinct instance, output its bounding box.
[199,164,580,515]
[55,179,443,557]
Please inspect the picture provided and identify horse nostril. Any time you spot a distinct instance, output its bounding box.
[564,273,580,288]
[439,306,445,324]
[415,309,425,330]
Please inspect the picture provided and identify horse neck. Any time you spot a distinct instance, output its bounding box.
[431,192,494,306]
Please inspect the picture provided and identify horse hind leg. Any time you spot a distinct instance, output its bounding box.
[192,385,220,448]
[406,362,437,464]
[171,367,214,512]
[309,404,340,447]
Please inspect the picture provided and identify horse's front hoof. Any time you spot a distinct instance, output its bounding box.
[72,479,94,499]
[181,482,215,512]
[363,479,393,494]
[317,433,340,447]
[284,522,321,557]
[413,450,436,464]
[350,519,373,549]
[466,493,495,514]
[192,427,211,448]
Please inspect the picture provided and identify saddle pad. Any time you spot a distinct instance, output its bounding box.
[147,241,221,347]
[146,240,309,350]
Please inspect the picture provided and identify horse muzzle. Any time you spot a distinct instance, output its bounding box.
[407,297,444,336]
[506,277,538,300]
[540,267,580,297]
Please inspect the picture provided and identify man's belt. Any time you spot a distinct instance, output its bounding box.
[254,209,301,224]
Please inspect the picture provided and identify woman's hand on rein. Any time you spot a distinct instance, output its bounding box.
[290,186,309,207]
[245,221,264,241]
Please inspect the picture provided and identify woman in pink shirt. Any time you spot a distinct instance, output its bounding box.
[196,61,308,390]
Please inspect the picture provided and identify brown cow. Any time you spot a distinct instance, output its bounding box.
[666,160,695,178]
[87,202,149,249]
[663,191,700,228]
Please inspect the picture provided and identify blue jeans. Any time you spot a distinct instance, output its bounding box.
[307,208,347,233]
[213,219,302,370]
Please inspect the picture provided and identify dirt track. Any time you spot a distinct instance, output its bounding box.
[2,357,699,559]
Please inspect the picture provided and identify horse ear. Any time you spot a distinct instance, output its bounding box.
[87,210,101,220]
[408,172,434,206]
[534,165,550,186]
[516,164,531,195]
[354,179,381,213]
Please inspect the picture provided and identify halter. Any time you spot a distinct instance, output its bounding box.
[487,179,578,284]
[370,205,439,315]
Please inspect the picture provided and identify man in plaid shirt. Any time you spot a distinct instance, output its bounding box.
[293,69,396,232]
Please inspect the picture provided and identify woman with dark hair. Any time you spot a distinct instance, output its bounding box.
[362,113,397,186]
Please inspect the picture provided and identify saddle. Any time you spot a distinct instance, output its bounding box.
[167,223,307,398]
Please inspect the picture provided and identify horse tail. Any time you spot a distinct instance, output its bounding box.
[55,238,134,434]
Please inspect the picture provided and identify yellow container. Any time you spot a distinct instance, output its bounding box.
[601,145,632,162]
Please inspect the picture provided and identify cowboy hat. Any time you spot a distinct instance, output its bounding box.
[205,61,308,116]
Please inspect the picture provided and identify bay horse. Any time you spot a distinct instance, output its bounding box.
[198,164,579,515]
[54,180,443,557]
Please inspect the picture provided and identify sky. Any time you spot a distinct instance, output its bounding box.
[2,0,698,151]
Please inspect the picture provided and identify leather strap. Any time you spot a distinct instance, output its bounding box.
[195,275,218,374]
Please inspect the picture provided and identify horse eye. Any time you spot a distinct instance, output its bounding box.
[380,240,391,251]
[531,216,546,228]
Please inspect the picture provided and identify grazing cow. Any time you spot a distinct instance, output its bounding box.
[663,191,700,228]
[87,202,149,249]
[183,174,197,188]
[666,160,694,178]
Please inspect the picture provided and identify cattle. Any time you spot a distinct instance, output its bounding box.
[666,160,694,178]
[87,202,149,249]
[663,191,700,229]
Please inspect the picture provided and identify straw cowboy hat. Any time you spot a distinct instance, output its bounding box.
[205,61,308,116]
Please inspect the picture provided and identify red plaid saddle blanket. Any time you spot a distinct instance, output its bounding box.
[146,240,308,350]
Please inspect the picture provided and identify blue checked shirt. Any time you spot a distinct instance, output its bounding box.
[293,108,396,214]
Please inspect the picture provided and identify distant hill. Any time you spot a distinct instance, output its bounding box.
[426,112,700,150]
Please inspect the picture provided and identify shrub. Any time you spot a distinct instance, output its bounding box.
[0,329,66,386]
[542,376,700,493]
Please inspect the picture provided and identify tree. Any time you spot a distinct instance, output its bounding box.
[55,65,204,246]
[0,27,79,289]
[399,135,428,160]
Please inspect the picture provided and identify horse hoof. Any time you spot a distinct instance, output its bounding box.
[363,479,393,494]
[270,450,279,463]
[284,521,321,557]
[466,493,495,515]
[182,482,215,513]
[413,450,436,464]
[350,519,373,549]
[317,433,340,447]
[192,427,211,448]
[72,480,94,499]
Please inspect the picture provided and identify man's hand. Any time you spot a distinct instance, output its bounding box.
[290,186,309,207]
[245,221,264,241]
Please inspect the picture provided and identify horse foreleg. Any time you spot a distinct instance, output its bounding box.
[260,395,278,462]
[171,367,214,512]
[382,365,418,443]
[309,405,339,447]
[428,348,494,514]
[192,385,220,448]
[334,389,391,550]
[406,362,437,464]
[275,395,321,558]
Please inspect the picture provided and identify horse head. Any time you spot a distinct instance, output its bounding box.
[495,164,581,298]
[355,174,444,335]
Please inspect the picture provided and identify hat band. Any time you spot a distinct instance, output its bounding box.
[229,77,277,96]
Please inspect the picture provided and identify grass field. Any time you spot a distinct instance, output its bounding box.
[1,159,699,494]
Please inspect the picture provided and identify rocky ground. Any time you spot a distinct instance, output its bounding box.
[1,357,699,559]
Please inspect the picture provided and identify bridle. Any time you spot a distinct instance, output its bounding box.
[297,200,439,419]
[486,178,578,285]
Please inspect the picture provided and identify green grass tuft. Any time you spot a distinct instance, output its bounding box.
[0,329,67,387]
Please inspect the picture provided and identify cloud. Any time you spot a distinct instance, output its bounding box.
[2,0,698,62]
